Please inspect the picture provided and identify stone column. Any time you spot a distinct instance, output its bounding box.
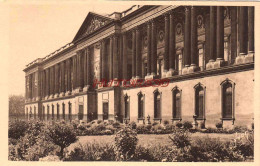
[168,11,176,76]
[49,66,53,97]
[45,68,49,98]
[122,32,128,79]
[52,66,55,97]
[215,6,225,67]
[136,27,142,79]
[72,56,77,91]
[109,37,113,80]
[147,22,151,76]
[151,19,157,76]
[101,40,106,81]
[66,59,72,95]
[83,48,89,91]
[230,7,237,64]
[113,35,119,79]
[248,7,254,54]
[190,6,199,72]
[206,6,217,69]
[132,30,136,78]
[163,13,169,77]
[54,64,60,97]
[86,48,91,86]
[41,70,45,99]
[60,61,65,96]
[239,7,248,55]
[184,7,191,67]
[78,51,83,90]
[28,74,32,100]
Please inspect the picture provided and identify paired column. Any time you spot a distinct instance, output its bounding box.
[147,22,151,76]
[191,6,198,66]
[216,6,224,61]
[109,37,113,80]
[132,30,136,78]
[239,7,248,55]
[169,11,176,72]
[209,6,217,62]
[151,20,157,76]
[248,7,254,54]
[122,32,128,79]
[184,7,191,67]
[86,48,91,86]
[60,61,65,95]
[66,59,72,93]
[101,40,107,81]
[136,27,142,78]
[164,14,169,73]
[45,68,49,97]
[54,64,60,97]
[113,35,119,79]
[72,56,77,90]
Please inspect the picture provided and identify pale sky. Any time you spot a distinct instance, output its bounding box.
[6,1,133,96]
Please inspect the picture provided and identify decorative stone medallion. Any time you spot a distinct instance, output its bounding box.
[176,23,182,36]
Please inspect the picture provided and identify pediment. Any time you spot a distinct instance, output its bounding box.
[73,12,113,42]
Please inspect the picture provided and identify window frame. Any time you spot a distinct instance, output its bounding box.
[171,86,182,122]
[137,91,145,123]
[153,89,162,123]
[220,78,235,124]
[193,83,206,121]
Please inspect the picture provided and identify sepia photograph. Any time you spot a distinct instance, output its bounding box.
[3,0,258,163]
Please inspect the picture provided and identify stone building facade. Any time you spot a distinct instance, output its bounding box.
[24,5,254,128]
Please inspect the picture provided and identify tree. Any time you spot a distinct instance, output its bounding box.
[9,95,25,117]
[46,122,77,158]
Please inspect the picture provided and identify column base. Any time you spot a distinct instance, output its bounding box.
[235,55,246,65]
[111,79,120,87]
[36,96,40,101]
[65,91,71,96]
[244,53,254,63]
[161,70,168,78]
[182,66,189,75]
[145,74,158,80]
[54,93,59,98]
[188,65,200,73]
[206,60,215,70]
[213,58,225,68]
[83,85,90,92]
[166,69,178,77]
[59,92,65,97]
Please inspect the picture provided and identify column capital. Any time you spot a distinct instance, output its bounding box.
[184,6,191,13]
[164,13,169,19]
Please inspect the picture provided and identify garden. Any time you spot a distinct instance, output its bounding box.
[8,119,254,162]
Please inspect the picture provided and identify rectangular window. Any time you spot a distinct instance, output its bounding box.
[103,102,109,120]
[78,105,84,120]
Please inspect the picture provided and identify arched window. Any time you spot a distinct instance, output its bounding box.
[194,83,206,120]
[137,92,144,120]
[124,94,130,120]
[68,102,72,121]
[172,86,182,121]
[62,103,65,120]
[221,79,235,123]
[57,104,60,120]
[154,89,162,122]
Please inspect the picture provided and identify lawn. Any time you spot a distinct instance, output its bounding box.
[69,133,237,150]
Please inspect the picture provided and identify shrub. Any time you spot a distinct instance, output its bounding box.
[8,120,29,139]
[64,143,116,161]
[215,122,223,129]
[46,122,78,158]
[169,130,191,149]
[175,121,183,128]
[163,120,170,126]
[129,121,137,129]
[145,124,152,131]
[233,125,248,133]
[97,120,103,124]
[183,121,193,130]
[112,122,121,128]
[133,145,155,161]
[136,125,147,134]
[152,122,159,126]
[114,127,138,160]
[233,131,254,158]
